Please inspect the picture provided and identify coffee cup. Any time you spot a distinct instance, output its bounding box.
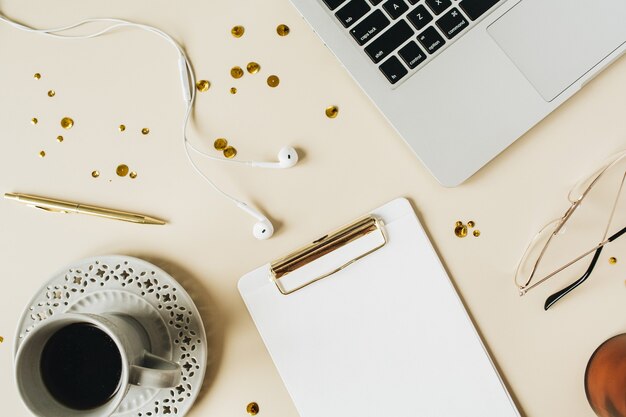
[15,312,181,417]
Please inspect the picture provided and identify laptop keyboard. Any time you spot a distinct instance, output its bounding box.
[323,0,502,84]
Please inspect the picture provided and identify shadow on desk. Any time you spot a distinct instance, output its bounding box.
[128,254,225,406]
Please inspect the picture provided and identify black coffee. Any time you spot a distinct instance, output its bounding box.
[40,323,122,410]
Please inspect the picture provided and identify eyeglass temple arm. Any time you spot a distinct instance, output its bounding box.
[544,246,603,311]
[544,226,626,310]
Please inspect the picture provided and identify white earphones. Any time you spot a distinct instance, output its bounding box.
[0,13,299,240]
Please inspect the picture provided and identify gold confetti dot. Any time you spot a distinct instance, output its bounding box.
[129,171,137,179]
[231,66,244,79]
[141,128,150,135]
[33,73,41,80]
[116,164,129,177]
[60,117,74,130]
[39,150,46,158]
[214,138,228,150]
[267,75,280,88]
[223,146,237,159]
[246,402,259,416]
[31,117,38,125]
[47,90,56,97]
[119,124,126,132]
[455,225,468,238]
[455,221,463,227]
[91,170,100,178]
[246,62,260,74]
[231,25,245,38]
[473,230,481,237]
[276,24,290,36]
[230,87,237,94]
[468,221,475,228]
[56,135,64,143]
[0,335,3,343]
[609,257,617,265]
[325,105,339,119]
[196,80,210,92]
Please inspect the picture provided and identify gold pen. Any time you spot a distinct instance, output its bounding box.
[4,193,166,225]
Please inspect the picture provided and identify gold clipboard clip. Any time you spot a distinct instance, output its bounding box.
[269,216,387,295]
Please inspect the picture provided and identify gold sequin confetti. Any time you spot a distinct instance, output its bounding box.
[468,221,475,228]
[31,117,38,125]
[129,171,137,179]
[267,75,280,88]
[455,221,463,227]
[56,135,64,143]
[116,164,129,177]
[231,66,244,79]
[141,128,150,135]
[325,105,339,119]
[91,170,100,178]
[0,336,4,343]
[473,230,481,237]
[33,73,41,80]
[47,90,56,97]
[214,138,228,150]
[246,62,260,74]
[223,146,237,159]
[60,117,74,130]
[276,24,290,36]
[455,224,468,238]
[231,25,245,38]
[119,124,126,132]
[196,80,211,92]
[39,150,46,158]
[609,257,617,265]
[230,87,237,94]
[246,402,259,416]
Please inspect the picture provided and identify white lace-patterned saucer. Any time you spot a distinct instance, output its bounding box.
[14,256,207,417]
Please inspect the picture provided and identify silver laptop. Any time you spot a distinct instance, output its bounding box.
[289,0,626,186]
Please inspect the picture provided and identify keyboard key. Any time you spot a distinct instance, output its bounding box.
[407,0,419,4]
[407,5,433,30]
[436,8,469,39]
[350,10,391,46]
[398,41,427,68]
[382,0,409,19]
[425,0,452,15]
[365,20,414,63]
[323,0,347,11]
[335,0,371,28]
[417,26,446,54]
[459,0,501,20]
[379,56,408,84]
[368,0,384,5]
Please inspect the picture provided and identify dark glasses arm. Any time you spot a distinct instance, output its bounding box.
[544,247,603,311]
[543,226,626,311]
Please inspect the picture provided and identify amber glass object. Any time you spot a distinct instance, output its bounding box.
[586,334,626,417]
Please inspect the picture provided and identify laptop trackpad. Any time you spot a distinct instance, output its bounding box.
[487,0,626,101]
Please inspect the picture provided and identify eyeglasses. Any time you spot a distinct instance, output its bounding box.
[515,150,626,310]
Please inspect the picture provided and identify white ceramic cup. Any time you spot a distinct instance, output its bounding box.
[15,312,181,417]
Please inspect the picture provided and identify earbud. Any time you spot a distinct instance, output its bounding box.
[236,201,275,240]
[247,147,299,169]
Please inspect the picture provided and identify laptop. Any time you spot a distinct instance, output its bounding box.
[289,0,626,186]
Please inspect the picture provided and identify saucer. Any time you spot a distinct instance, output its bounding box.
[14,256,207,417]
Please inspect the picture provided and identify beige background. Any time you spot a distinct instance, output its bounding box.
[1,0,625,416]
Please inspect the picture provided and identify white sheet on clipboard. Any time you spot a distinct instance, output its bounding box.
[238,198,519,417]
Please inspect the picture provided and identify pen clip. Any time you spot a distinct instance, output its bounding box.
[30,205,69,214]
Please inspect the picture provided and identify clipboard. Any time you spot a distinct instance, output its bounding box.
[239,198,520,417]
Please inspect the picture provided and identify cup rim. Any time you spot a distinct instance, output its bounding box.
[14,312,131,417]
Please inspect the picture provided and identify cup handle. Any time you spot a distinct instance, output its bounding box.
[129,352,181,388]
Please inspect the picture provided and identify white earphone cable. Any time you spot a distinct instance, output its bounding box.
[0,13,246,206]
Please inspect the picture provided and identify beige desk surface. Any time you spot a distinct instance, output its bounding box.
[1,1,625,416]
